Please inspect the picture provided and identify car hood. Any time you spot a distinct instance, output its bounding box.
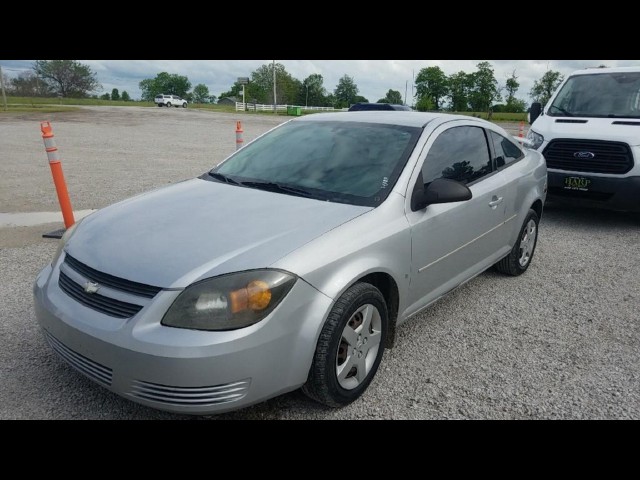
[533,115,640,146]
[65,178,371,288]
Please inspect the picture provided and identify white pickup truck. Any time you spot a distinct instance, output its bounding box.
[527,67,640,212]
[154,94,188,108]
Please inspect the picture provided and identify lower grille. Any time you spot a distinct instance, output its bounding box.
[58,271,143,319]
[543,139,633,174]
[44,330,113,387]
[130,379,250,406]
[548,187,614,202]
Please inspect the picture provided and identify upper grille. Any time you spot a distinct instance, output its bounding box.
[59,270,143,318]
[555,119,588,124]
[44,330,113,387]
[129,379,251,406]
[64,254,162,298]
[543,139,634,174]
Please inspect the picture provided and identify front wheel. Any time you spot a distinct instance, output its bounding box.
[495,209,539,276]
[302,282,388,407]
[166,102,172,108]
[182,102,187,108]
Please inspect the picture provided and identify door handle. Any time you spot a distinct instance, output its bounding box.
[488,196,503,208]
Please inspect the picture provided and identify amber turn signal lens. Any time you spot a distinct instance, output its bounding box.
[230,280,272,313]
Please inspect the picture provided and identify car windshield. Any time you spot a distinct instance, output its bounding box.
[548,72,640,118]
[211,120,421,206]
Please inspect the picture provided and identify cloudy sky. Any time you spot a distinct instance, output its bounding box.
[2,59,638,104]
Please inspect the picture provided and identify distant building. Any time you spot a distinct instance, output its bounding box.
[218,97,238,106]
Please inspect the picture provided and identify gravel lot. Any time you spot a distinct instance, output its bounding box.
[1,106,638,419]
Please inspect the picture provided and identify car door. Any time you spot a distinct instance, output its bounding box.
[405,122,514,316]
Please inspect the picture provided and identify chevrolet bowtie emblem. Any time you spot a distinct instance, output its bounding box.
[83,281,100,294]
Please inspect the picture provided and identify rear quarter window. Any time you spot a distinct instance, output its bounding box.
[490,131,524,168]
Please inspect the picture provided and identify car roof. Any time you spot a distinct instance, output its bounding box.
[295,111,487,128]
[569,66,640,76]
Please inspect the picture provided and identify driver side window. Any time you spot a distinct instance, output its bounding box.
[421,126,492,186]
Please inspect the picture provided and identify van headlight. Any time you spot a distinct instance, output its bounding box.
[162,270,297,331]
[526,130,544,150]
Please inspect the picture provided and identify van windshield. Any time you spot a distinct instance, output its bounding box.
[548,72,640,118]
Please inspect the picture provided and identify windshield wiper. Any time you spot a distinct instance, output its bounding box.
[209,172,240,185]
[240,181,319,199]
[549,105,574,117]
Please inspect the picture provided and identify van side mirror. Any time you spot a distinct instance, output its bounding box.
[411,178,473,211]
[529,102,542,124]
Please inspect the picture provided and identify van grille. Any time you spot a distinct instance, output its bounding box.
[543,139,633,174]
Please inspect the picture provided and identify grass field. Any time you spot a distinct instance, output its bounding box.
[0,104,80,114]
[2,97,528,122]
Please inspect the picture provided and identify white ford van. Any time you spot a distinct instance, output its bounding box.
[527,67,640,212]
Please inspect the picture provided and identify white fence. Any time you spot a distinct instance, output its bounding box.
[236,102,347,112]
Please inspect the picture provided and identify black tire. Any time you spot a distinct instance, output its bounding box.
[182,102,187,108]
[157,103,162,107]
[166,102,172,108]
[495,209,539,276]
[302,282,388,407]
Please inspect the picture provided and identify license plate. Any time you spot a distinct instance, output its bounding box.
[563,176,592,191]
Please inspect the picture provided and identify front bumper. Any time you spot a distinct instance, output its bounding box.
[547,172,640,212]
[33,261,332,415]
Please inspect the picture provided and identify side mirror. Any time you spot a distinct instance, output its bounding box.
[529,102,542,124]
[411,178,472,211]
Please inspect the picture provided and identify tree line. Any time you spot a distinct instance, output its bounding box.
[2,60,567,112]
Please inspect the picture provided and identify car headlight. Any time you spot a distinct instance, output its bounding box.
[51,219,82,266]
[526,129,544,150]
[161,270,297,331]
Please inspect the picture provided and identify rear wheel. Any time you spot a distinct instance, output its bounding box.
[166,102,172,108]
[302,282,387,407]
[157,103,162,107]
[495,209,539,276]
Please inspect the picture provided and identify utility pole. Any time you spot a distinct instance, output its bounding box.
[411,69,415,108]
[0,66,7,111]
[404,80,408,105]
[273,60,277,114]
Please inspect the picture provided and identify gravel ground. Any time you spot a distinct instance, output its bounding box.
[0,107,638,419]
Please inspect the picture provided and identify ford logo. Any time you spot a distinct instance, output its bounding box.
[574,151,595,159]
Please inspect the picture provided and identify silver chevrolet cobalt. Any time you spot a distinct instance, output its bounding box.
[34,112,547,414]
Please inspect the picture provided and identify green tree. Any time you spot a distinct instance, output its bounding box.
[100,93,110,100]
[111,88,120,101]
[300,73,328,106]
[218,82,243,101]
[415,66,449,110]
[504,70,518,106]
[334,74,359,108]
[33,60,101,98]
[415,96,434,112]
[377,89,403,104]
[139,72,191,101]
[121,90,130,101]
[9,71,51,97]
[468,61,501,112]
[250,63,300,105]
[530,70,564,106]
[192,83,210,103]
[503,70,526,113]
[353,95,369,104]
[447,71,473,111]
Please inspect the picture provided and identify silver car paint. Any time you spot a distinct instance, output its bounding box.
[34,112,547,414]
[66,178,371,288]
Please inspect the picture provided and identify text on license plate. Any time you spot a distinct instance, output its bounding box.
[564,176,591,191]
